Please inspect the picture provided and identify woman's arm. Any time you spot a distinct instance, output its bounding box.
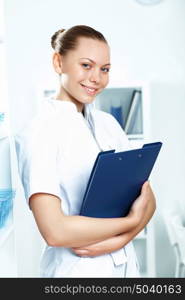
[71,182,156,256]
[29,182,149,248]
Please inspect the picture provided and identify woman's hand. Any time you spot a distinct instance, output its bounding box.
[71,235,124,257]
[72,181,156,257]
[127,181,152,225]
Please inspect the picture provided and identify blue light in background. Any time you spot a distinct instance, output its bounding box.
[0,113,5,122]
[0,189,16,228]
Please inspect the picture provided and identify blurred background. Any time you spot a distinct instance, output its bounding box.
[0,0,185,277]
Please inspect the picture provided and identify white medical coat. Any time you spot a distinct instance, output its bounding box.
[15,98,140,278]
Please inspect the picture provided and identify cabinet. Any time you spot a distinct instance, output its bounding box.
[95,82,156,277]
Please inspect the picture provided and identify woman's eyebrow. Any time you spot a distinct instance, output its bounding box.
[80,57,111,66]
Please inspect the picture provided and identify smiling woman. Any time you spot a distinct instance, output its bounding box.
[51,28,111,112]
[15,25,156,278]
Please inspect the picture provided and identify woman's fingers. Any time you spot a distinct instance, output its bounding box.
[72,247,88,254]
[141,181,150,205]
[128,181,153,224]
[74,249,89,255]
[72,245,100,257]
[72,248,92,257]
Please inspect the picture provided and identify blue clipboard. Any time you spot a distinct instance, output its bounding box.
[80,142,162,218]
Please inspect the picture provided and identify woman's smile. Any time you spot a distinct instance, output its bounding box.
[80,83,99,96]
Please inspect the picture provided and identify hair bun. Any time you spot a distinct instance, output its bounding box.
[51,28,66,50]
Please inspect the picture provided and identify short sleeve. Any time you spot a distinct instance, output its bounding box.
[15,120,61,207]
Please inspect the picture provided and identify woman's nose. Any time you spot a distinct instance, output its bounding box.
[89,68,101,84]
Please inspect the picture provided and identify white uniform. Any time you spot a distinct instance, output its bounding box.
[15,98,140,278]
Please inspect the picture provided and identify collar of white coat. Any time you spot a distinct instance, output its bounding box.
[48,97,95,121]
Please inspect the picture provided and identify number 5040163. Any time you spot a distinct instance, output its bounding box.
[135,284,181,294]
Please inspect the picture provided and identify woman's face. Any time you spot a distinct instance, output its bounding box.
[56,37,111,111]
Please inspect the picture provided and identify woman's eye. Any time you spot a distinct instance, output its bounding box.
[82,63,91,69]
[101,67,110,73]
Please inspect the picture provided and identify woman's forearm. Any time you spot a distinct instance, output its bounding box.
[30,193,139,248]
[72,187,156,256]
[72,206,155,257]
[30,182,150,248]
[52,182,152,248]
[51,213,137,247]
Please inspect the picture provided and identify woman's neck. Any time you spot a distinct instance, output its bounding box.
[55,89,84,113]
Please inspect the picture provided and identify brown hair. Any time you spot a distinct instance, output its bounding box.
[51,25,107,55]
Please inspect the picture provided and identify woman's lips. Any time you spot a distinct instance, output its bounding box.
[81,84,98,95]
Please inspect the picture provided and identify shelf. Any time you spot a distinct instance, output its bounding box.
[95,87,143,136]
[127,134,144,140]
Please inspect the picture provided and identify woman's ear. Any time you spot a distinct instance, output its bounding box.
[52,52,62,74]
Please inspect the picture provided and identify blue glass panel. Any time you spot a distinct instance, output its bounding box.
[0,189,16,228]
[0,112,5,122]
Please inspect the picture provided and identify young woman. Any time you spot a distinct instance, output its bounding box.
[16,25,156,278]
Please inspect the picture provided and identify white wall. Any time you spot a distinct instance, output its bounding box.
[148,81,185,276]
[3,0,185,276]
[5,0,185,134]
